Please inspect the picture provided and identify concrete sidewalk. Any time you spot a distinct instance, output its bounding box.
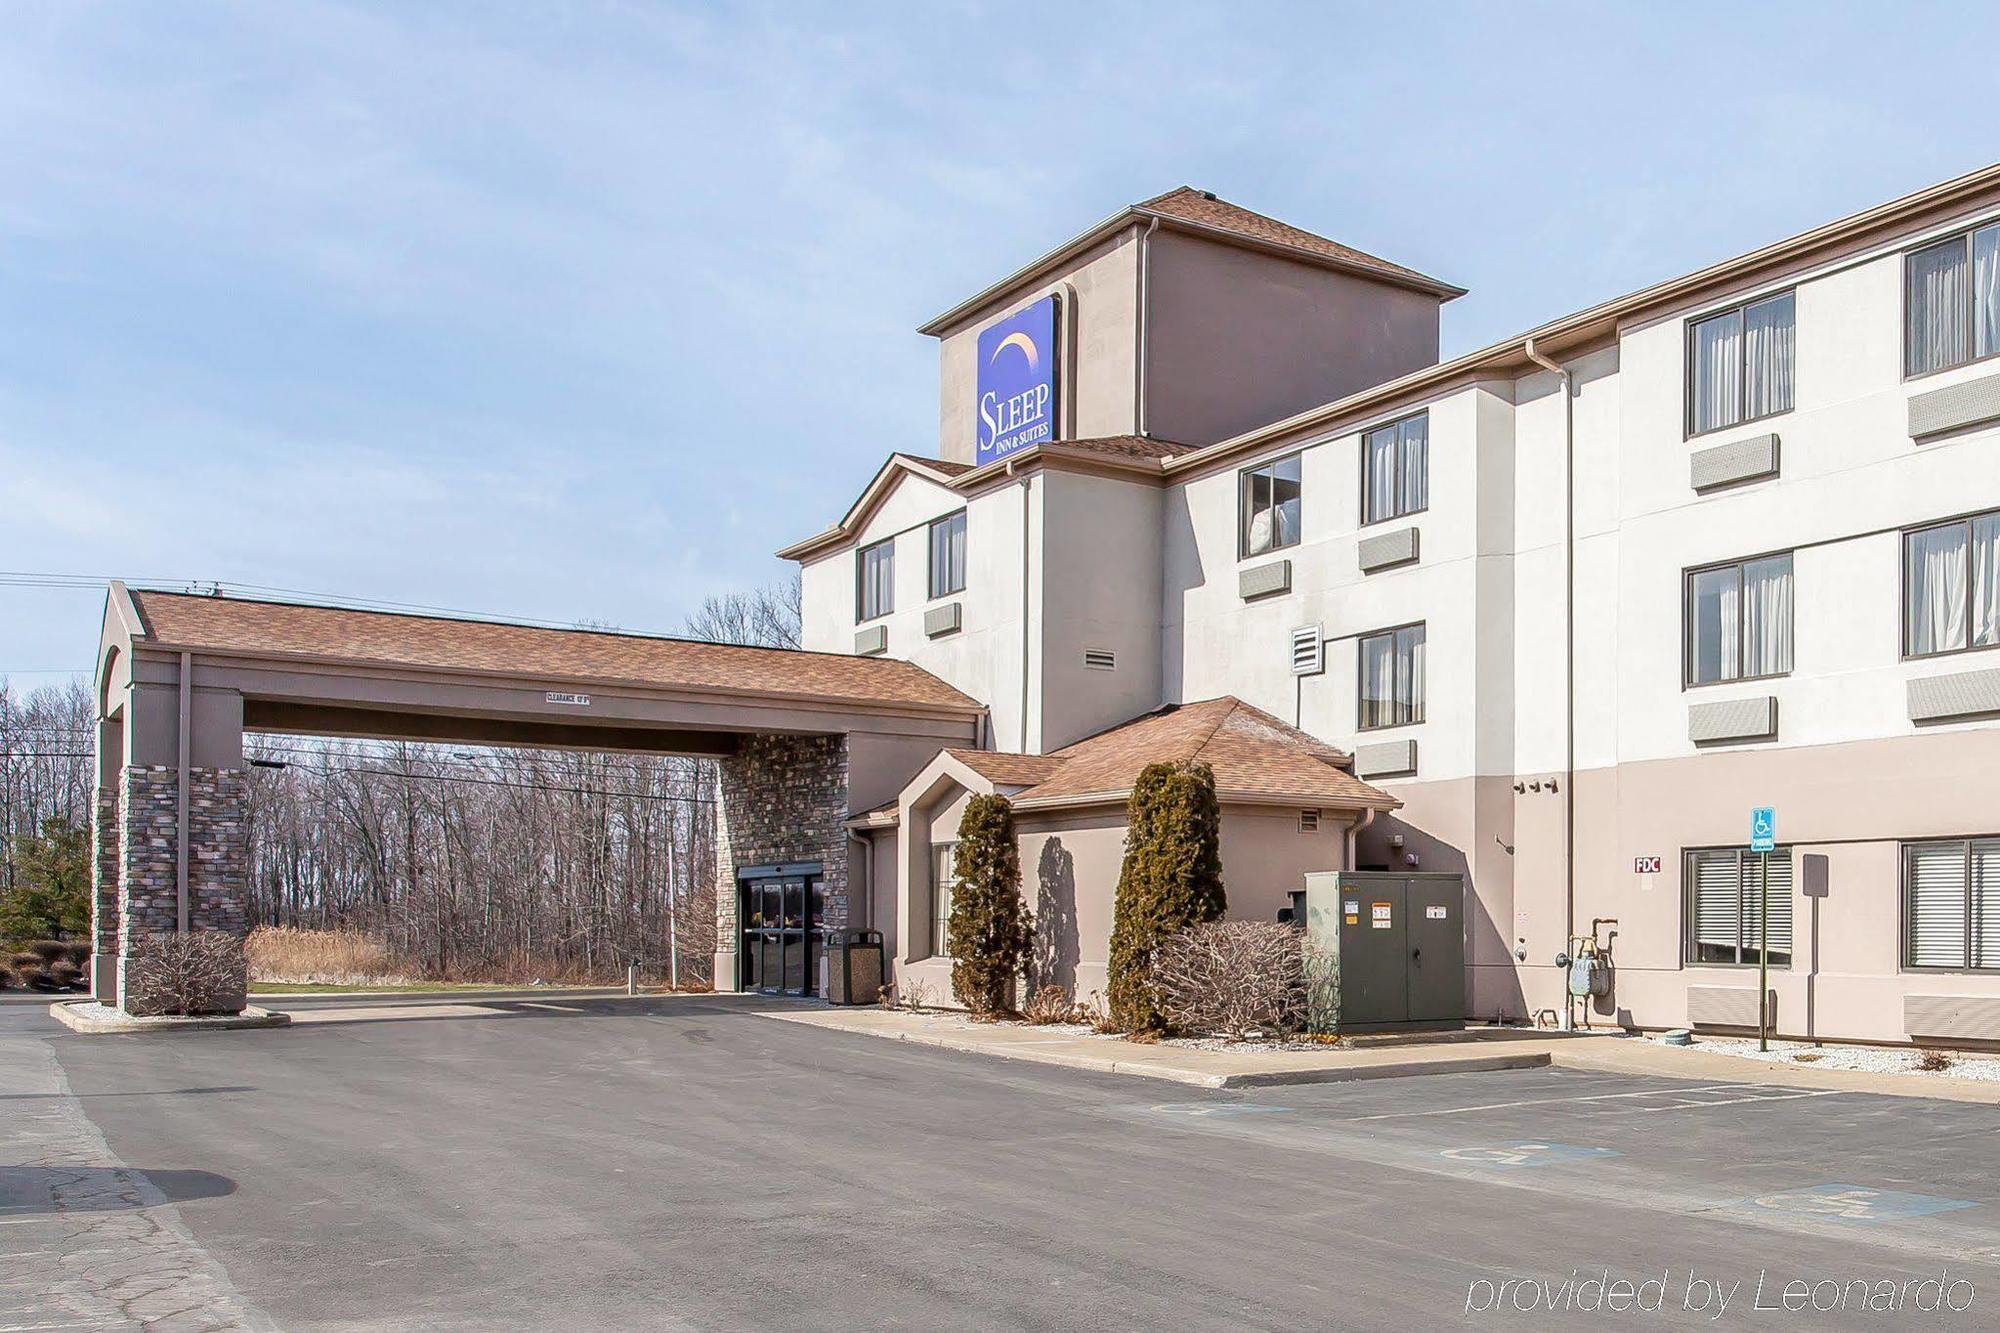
[762,1004,2000,1101]
[758,1005,1564,1087]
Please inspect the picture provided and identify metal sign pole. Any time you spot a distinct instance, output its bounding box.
[1758,850,1770,1053]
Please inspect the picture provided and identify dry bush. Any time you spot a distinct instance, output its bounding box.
[1151,920,1306,1039]
[245,926,407,985]
[883,978,936,1012]
[124,931,247,1017]
[1023,984,1073,1025]
[7,942,89,993]
[28,940,68,964]
[1915,1048,1955,1073]
[0,962,15,990]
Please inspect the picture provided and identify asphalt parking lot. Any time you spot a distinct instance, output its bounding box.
[5,992,1999,1330]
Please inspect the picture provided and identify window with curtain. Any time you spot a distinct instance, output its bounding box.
[1687,291,1795,436]
[930,841,959,957]
[1904,838,2000,970]
[1904,511,2000,657]
[1362,412,1429,524]
[1686,847,1793,966]
[1358,623,1425,729]
[1686,553,1793,685]
[928,510,966,598]
[1906,223,2000,377]
[857,538,894,621]
[1239,453,1302,557]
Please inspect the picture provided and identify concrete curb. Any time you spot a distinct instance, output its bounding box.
[50,1000,293,1035]
[759,1011,1556,1088]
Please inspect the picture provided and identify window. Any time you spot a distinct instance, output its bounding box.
[1687,291,1795,436]
[1362,412,1428,525]
[1905,223,2000,377]
[1685,553,1793,686]
[1240,453,1302,557]
[1905,838,2000,970]
[930,841,959,957]
[857,538,894,622]
[1686,847,1792,967]
[1904,512,2000,657]
[1358,624,1425,729]
[928,510,966,599]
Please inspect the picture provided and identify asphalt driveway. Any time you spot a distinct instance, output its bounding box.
[5,993,1999,1330]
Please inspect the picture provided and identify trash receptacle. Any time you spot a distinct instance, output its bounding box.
[826,929,883,1006]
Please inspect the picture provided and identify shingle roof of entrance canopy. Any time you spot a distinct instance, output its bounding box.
[124,589,982,714]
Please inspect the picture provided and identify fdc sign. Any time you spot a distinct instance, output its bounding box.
[976,294,1058,466]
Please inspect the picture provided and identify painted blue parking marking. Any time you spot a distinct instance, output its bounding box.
[1438,1142,1619,1169]
[1743,1185,1979,1221]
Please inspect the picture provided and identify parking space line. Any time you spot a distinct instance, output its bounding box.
[1335,1082,1841,1122]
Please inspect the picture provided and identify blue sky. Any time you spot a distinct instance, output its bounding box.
[5,1,1998,685]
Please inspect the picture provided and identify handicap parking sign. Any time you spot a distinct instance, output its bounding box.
[1750,806,1776,854]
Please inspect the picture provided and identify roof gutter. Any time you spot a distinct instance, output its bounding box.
[1524,335,1576,975]
[1134,216,1159,436]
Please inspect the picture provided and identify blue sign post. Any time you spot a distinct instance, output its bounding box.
[975,295,1059,467]
[1750,806,1776,1050]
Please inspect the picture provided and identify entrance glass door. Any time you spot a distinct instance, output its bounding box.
[741,874,823,996]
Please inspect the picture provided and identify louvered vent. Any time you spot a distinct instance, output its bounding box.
[1083,648,1116,671]
[1299,809,1321,833]
[1290,624,1324,676]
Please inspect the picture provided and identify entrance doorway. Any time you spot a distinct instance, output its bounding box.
[739,872,825,996]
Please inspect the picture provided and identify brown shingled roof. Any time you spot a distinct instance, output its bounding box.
[1138,187,1459,294]
[943,748,1065,788]
[956,698,1398,811]
[1043,435,1195,463]
[127,590,981,712]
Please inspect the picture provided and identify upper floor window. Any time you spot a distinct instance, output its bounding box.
[856,538,894,622]
[1685,553,1792,686]
[1358,623,1425,729]
[1686,846,1792,967]
[928,510,966,598]
[1905,511,2000,657]
[1362,412,1428,525]
[1240,453,1302,557]
[1905,837,2000,970]
[1687,291,1794,436]
[1905,223,2000,377]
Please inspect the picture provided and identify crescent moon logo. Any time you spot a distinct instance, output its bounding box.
[988,330,1040,372]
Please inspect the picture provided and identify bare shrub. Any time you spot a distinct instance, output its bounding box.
[898,978,937,1012]
[1151,921,1305,1039]
[8,942,88,993]
[0,962,15,990]
[1915,1048,1955,1073]
[28,940,67,964]
[124,931,247,1017]
[1023,984,1076,1025]
[245,926,406,986]
[1301,936,1340,1036]
[1790,1051,1823,1063]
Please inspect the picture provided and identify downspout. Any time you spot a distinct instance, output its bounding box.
[1009,458,1032,752]
[848,830,872,931]
[1523,336,1575,977]
[1133,217,1159,437]
[176,651,192,934]
[1345,807,1377,872]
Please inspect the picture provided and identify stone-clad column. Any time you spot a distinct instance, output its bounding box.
[710,733,851,993]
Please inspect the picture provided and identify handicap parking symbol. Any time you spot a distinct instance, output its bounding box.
[1746,1184,1978,1221]
[1439,1143,1618,1170]
[1149,1102,1296,1119]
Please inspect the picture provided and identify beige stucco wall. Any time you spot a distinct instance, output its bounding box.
[1144,228,1444,448]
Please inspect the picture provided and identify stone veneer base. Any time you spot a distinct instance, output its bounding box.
[51,1000,291,1035]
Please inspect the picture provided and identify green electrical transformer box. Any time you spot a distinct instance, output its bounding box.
[1298,871,1466,1028]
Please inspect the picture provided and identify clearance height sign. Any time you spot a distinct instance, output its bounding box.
[975,295,1059,467]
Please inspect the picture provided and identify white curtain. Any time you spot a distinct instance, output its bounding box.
[1691,311,1741,433]
[1689,566,1741,683]
[1973,514,2000,648]
[1743,294,1795,420]
[1360,632,1394,728]
[1399,416,1428,513]
[1402,626,1426,724]
[1975,225,2000,361]
[1364,426,1397,523]
[1742,554,1793,677]
[1272,455,1302,547]
[1908,240,1969,375]
[1906,523,1968,655]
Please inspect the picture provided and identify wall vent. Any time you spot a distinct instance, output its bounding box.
[1298,809,1321,833]
[1687,985,1775,1030]
[1290,625,1325,676]
[1083,648,1116,671]
[1905,994,2000,1040]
